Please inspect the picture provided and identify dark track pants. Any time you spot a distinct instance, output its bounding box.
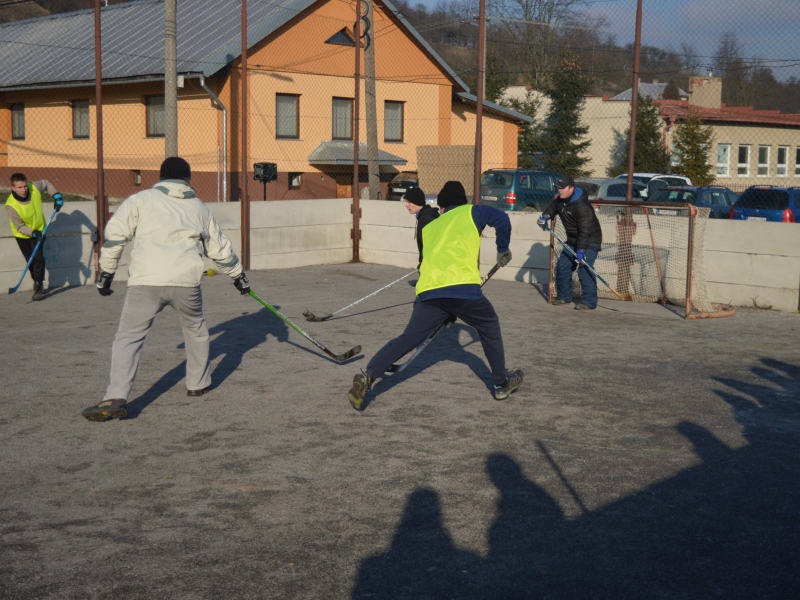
[367,296,508,386]
[15,237,45,284]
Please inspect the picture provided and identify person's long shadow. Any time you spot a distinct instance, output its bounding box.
[353,357,800,598]
[351,488,485,600]
[125,308,293,418]
[43,209,95,296]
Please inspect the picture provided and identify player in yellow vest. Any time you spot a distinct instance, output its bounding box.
[348,181,523,410]
[5,172,64,300]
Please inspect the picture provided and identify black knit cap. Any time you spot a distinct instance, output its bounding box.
[437,180,468,208]
[404,187,426,207]
[159,156,191,182]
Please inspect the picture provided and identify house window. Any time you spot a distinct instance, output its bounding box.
[332,97,353,140]
[796,147,800,177]
[72,99,90,138]
[737,145,750,177]
[11,103,25,139]
[384,101,404,142]
[288,173,302,189]
[757,145,770,177]
[777,146,788,177]
[146,95,165,137]
[276,94,299,139]
[716,144,730,177]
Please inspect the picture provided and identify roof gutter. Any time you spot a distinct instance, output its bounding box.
[198,75,228,203]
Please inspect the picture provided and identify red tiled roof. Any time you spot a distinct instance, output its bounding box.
[654,99,800,127]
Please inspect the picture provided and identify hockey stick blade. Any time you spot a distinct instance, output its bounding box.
[248,290,361,363]
[302,309,333,322]
[388,263,502,374]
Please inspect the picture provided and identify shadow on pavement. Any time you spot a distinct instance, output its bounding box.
[352,357,800,598]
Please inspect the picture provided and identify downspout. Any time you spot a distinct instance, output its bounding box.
[199,75,228,202]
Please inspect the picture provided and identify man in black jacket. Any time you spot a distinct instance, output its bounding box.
[537,175,603,310]
[404,187,439,268]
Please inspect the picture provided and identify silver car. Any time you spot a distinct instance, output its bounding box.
[594,178,646,202]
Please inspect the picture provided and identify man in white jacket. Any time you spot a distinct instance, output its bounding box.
[82,157,250,422]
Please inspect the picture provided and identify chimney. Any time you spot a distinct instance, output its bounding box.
[689,76,722,109]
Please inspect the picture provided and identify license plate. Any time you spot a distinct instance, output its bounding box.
[746,216,767,221]
[654,209,677,216]
[393,187,404,193]
[483,196,497,202]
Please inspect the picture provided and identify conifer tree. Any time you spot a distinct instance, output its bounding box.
[502,92,544,169]
[662,79,681,100]
[609,95,672,176]
[671,111,715,184]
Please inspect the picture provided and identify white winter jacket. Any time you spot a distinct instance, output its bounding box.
[99,180,243,287]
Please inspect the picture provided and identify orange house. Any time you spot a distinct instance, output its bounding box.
[0,0,530,202]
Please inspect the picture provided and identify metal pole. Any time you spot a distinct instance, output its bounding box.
[241,0,250,269]
[94,0,107,280]
[164,0,178,157]
[625,0,643,202]
[364,0,380,200]
[472,0,486,204]
[352,11,362,262]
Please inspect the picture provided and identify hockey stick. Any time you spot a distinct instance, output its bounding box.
[387,263,502,374]
[545,225,628,302]
[248,290,361,362]
[303,269,416,321]
[8,208,58,294]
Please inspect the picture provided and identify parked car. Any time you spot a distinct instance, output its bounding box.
[649,186,739,219]
[614,173,692,198]
[729,186,800,222]
[479,169,564,213]
[574,177,607,201]
[594,178,646,202]
[386,171,419,201]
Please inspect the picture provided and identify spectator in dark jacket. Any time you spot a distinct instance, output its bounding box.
[538,175,603,310]
[404,187,439,268]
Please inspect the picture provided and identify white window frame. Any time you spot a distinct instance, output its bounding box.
[11,103,25,139]
[716,143,730,177]
[332,97,353,140]
[72,99,90,139]
[384,100,404,142]
[737,145,750,177]
[276,94,300,139]
[145,95,165,137]
[777,146,788,177]
[757,145,770,177]
[795,147,800,177]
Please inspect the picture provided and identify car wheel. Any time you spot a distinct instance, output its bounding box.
[522,205,536,214]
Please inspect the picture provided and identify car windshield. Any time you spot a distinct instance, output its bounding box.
[481,172,514,190]
[391,173,417,185]
[735,189,789,210]
[605,183,643,198]
[651,190,696,204]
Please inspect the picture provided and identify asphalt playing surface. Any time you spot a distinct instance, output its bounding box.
[2,263,799,598]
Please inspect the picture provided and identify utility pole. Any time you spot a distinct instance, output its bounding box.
[93,0,107,276]
[364,0,380,200]
[164,0,178,157]
[472,0,486,204]
[241,0,250,269]
[625,0,643,202]
[352,10,362,262]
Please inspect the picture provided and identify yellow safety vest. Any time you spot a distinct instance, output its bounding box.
[6,184,45,239]
[416,204,481,295]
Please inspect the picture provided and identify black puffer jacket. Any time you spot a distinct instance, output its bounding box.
[541,187,602,250]
[415,205,440,266]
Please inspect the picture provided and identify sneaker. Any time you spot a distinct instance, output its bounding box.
[494,370,524,400]
[82,399,127,422]
[32,282,44,301]
[574,302,595,310]
[348,370,374,411]
[551,298,571,306]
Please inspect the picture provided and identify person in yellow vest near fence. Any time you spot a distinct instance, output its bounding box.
[5,172,64,300]
[348,180,524,411]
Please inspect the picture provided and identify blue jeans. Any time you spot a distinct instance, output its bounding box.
[556,244,601,308]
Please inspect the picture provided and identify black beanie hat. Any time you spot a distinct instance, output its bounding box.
[159,156,191,182]
[404,187,426,207]
[437,180,468,208]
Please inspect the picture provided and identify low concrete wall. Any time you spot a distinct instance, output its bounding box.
[2,198,799,313]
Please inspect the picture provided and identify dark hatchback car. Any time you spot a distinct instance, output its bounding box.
[730,186,800,222]
[479,169,563,213]
[649,186,739,219]
[386,171,419,201]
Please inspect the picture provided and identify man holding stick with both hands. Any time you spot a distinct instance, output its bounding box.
[348,180,523,411]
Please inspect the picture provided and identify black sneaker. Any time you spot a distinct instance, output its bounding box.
[494,370,524,400]
[32,282,44,301]
[574,302,595,310]
[551,299,571,306]
[187,386,211,397]
[82,399,127,422]
[348,371,373,411]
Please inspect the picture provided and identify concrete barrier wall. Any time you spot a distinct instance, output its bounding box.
[2,198,799,313]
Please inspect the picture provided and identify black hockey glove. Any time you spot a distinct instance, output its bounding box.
[233,272,251,295]
[97,270,114,296]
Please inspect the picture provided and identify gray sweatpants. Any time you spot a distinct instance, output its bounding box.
[104,285,211,400]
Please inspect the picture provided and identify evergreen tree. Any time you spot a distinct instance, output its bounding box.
[671,111,715,185]
[502,92,544,169]
[537,56,592,177]
[609,95,671,176]
[662,79,681,100]
[462,48,511,104]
